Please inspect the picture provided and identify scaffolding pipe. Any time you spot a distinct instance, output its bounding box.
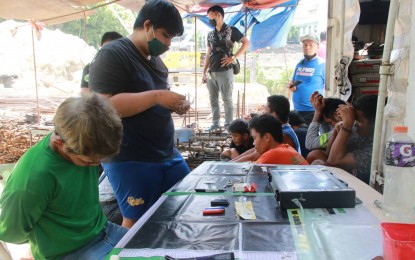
[194,16,198,123]
[237,90,240,119]
[242,92,245,119]
[191,136,228,141]
[242,8,248,116]
[31,29,40,125]
[369,0,399,187]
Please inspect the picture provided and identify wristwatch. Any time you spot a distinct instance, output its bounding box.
[231,55,236,61]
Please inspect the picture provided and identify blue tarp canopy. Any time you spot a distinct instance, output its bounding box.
[183,0,298,51]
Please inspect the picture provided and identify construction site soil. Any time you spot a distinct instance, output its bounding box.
[0,80,269,168]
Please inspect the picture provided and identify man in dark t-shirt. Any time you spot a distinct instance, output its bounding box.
[288,110,310,158]
[80,31,123,92]
[202,5,250,130]
[221,119,254,160]
[230,137,254,155]
[89,0,190,228]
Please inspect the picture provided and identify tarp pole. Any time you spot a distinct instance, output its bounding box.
[194,16,198,123]
[31,28,40,125]
[370,0,399,187]
[237,90,240,119]
[242,8,248,117]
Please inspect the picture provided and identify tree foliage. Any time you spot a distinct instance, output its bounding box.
[272,68,293,95]
[236,66,293,96]
[235,67,251,83]
[287,26,299,44]
[47,6,128,49]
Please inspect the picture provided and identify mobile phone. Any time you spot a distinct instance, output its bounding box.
[289,80,302,88]
[211,199,230,206]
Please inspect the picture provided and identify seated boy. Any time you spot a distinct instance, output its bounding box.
[313,95,378,184]
[288,110,310,158]
[221,119,254,160]
[232,95,301,162]
[305,92,346,159]
[249,114,308,165]
[0,94,126,259]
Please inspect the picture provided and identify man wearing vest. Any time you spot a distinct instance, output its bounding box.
[202,5,250,131]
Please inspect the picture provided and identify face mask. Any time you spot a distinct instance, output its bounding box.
[146,26,169,57]
[304,53,317,60]
[209,19,217,27]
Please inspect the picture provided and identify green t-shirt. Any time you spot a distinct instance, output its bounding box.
[0,133,106,259]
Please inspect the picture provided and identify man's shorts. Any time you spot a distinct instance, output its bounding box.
[103,150,190,220]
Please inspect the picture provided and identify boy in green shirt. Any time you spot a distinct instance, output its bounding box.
[0,93,125,259]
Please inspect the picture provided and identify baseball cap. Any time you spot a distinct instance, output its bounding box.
[300,33,320,44]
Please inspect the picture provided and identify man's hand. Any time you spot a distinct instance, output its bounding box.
[174,100,191,115]
[310,91,324,113]
[336,102,355,129]
[287,80,296,92]
[202,73,207,84]
[221,56,234,67]
[156,90,187,111]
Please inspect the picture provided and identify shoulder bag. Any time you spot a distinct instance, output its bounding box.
[213,30,240,75]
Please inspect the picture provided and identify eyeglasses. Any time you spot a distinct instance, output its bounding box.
[77,155,102,165]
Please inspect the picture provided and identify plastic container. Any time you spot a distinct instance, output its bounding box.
[383,126,415,222]
[381,222,415,260]
[174,127,195,143]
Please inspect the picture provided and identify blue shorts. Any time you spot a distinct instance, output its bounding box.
[103,150,190,220]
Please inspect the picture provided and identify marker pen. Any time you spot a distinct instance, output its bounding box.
[203,208,225,215]
[204,206,225,210]
[195,188,226,193]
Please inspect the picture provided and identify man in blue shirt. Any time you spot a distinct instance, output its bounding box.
[289,33,325,125]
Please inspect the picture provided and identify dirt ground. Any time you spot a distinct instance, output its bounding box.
[0,77,271,164]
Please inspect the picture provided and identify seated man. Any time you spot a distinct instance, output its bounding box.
[288,110,310,158]
[266,95,301,153]
[221,119,254,160]
[232,95,301,162]
[314,95,378,184]
[249,114,308,165]
[0,94,126,259]
[306,92,345,163]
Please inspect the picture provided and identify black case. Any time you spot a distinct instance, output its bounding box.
[269,167,356,209]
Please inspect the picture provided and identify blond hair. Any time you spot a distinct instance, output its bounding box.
[54,93,122,159]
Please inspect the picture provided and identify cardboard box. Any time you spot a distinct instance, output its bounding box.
[352,86,379,99]
[351,73,380,87]
[349,59,381,74]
